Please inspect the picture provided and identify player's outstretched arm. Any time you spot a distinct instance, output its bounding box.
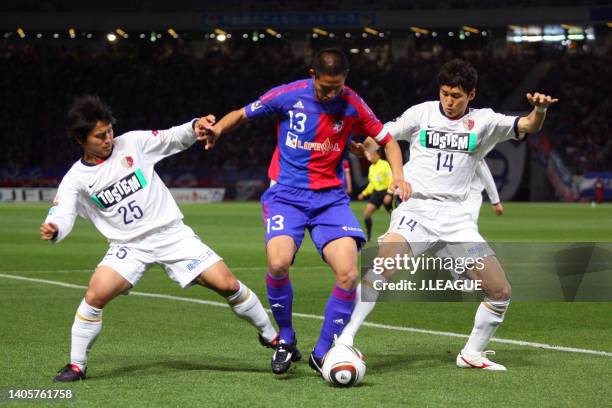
[204,108,249,150]
[517,92,559,134]
[383,138,411,201]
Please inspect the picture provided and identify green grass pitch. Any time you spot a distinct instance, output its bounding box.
[0,202,611,407]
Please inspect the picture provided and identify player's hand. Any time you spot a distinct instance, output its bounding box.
[40,222,58,241]
[194,115,216,141]
[348,141,365,157]
[357,193,365,200]
[526,93,558,109]
[492,203,504,216]
[390,179,411,202]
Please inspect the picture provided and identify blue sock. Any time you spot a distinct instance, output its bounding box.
[266,273,295,343]
[313,285,356,359]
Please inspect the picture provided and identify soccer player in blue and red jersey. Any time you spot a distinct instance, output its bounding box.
[203,48,410,375]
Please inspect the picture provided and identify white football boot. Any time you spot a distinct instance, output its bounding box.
[456,350,507,371]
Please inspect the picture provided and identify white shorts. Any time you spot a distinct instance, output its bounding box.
[99,221,223,288]
[384,198,494,267]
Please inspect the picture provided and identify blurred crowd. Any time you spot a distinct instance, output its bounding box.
[0,38,609,187]
[539,54,612,173]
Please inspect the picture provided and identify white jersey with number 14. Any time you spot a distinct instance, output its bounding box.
[385,101,521,202]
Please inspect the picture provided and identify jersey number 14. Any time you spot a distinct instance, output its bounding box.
[436,152,454,172]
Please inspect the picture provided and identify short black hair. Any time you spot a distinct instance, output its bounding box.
[66,95,116,145]
[437,59,478,93]
[312,48,349,77]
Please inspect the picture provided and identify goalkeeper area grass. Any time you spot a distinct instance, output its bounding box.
[1,202,610,407]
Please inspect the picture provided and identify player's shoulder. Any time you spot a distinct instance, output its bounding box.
[260,79,310,103]
[340,85,369,107]
[112,129,153,148]
[471,107,499,118]
[413,101,438,113]
[341,84,361,99]
[62,160,89,187]
[341,85,377,118]
[395,101,435,118]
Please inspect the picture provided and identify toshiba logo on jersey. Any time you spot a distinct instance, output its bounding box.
[285,131,340,152]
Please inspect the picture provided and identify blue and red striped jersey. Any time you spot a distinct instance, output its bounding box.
[245,78,391,190]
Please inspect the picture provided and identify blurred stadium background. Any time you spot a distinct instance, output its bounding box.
[1,0,611,204]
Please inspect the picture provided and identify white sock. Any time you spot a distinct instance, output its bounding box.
[463,298,510,353]
[227,281,276,342]
[338,271,386,346]
[70,299,103,371]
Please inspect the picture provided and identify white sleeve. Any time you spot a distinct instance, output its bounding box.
[44,175,80,244]
[476,109,521,159]
[384,105,420,142]
[130,120,197,164]
[476,160,500,204]
[484,110,521,143]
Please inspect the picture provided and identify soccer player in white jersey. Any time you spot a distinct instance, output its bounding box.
[338,59,557,371]
[40,95,278,382]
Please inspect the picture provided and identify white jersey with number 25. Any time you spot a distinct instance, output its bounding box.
[45,121,196,243]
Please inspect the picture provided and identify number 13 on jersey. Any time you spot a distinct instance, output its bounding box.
[266,215,285,233]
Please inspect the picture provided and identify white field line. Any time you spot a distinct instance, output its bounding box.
[0,262,571,275]
[1,273,610,358]
[0,266,329,274]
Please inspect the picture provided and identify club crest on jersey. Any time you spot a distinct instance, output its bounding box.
[419,129,477,152]
[464,118,475,130]
[251,101,263,111]
[90,168,148,209]
[332,120,344,132]
[121,155,134,169]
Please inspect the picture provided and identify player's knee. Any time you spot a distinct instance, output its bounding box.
[488,283,512,301]
[214,275,240,293]
[85,289,110,309]
[335,268,358,289]
[268,259,290,277]
[501,283,512,300]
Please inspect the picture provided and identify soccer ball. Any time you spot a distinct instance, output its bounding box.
[321,344,366,387]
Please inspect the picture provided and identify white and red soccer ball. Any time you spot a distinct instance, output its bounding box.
[321,344,366,387]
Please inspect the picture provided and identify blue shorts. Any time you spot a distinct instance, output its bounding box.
[261,184,366,258]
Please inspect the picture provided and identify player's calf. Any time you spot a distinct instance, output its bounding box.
[460,261,512,365]
[226,280,278,345]
[53,298,103,382]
